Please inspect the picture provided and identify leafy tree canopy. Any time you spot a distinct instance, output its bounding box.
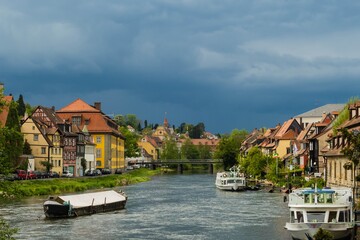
[119,126,140,158]
[181,138,200,160]
[340,128,360,167]
[161,138,180,160]
[0,217,18,240]
[214,136,239,170]
[5,100,20,131]
[17,94,26,117]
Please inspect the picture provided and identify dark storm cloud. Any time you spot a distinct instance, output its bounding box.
[3,0,360,133]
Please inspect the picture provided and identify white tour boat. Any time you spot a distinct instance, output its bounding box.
[284,186,355,240]
[215,165,246,191]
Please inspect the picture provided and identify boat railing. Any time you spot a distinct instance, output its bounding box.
[289,189,353,205]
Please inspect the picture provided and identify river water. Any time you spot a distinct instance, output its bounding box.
[1,173,291,240]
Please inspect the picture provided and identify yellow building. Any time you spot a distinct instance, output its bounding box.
[21,113,63,174]
[138,136,159,160]
[273,119,303,167]
[56,99,125,170]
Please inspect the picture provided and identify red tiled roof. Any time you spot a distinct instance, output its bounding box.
[57,98,100,113]
[56,99,123,138]
[190,139,220,146]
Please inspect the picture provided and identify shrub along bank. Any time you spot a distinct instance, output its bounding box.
[0,168,161,199]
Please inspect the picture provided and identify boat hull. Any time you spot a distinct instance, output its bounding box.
[215,183,246,191]
[285,222,354,240]
[215,168,246,192]
[44,190,127,218]
[44,199,127,218]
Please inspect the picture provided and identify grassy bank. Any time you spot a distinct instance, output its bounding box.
[0,168,161,199]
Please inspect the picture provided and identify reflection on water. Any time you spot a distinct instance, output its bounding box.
[0,174,291,240]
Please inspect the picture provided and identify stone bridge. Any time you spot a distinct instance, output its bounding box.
[146,159,223,174]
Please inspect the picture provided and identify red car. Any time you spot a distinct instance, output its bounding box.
[16,170,37,180]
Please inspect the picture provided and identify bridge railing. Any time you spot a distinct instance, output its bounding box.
[150,159,223,164]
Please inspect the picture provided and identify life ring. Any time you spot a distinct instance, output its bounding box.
[223,174,227,177]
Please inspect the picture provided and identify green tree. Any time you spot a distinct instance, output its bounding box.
[161,138,180,160]
[144,120,148,129]
[214,136,238,170]
[40,160,53,173]
[313,228,334,240]
[181,139,200,159]
[340,128,360,199]
[25,103,36,116]
[5,100,20,131]
[114,114,126,127]
[23,139,32,155]
[119,126,140,158]
[230,129,248,146]
[0,127,23,174]
[17,94,26,117]
[198,143,212,159]
[190,122,205,139]
[0,217,18,240]
[333,97,358,134]
[242,147,268,178]
[81,158,87,175]
[125,114,140,129]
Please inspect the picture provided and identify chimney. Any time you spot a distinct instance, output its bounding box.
[94,102,101,111]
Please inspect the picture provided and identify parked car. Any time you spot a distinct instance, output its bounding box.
[132,164,141,169]
[114,169,123,174]
[0,173,18,181]
[16,170,37,180]
[99,168,111,175]
[34,171,50,179]
[85,169,102,176]
[126,166,134,171]
[62,171,73,178]
[49,171,60,178]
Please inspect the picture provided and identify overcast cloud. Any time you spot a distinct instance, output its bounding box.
[2,0,360,133]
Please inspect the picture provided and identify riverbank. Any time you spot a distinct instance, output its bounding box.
[0,168,162,200]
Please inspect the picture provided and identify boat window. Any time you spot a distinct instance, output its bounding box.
[290,211,295,223]
[325,193,333,203]
[304,194,315,203]
[328,211,337,223]
[338,210,350,222]
[318,194,324,203]
[296,211,304,223]
[347,210,351,222]
[228,180,235,184]
[339,211,345,222]
[307,211,325,223]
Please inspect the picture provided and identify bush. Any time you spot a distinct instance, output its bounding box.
[0,217,18,240]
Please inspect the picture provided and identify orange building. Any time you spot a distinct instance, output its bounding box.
[56,99,125,170]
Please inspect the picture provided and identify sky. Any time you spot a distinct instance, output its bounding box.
[2,1,360,134]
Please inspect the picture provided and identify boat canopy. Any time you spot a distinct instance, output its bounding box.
[302,189,335,194]
[54,190,126,207]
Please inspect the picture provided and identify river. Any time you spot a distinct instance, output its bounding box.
[1,173,291,240]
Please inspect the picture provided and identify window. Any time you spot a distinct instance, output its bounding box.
[41,147,46,154]
[72,116,81,126]
[96,136,101,143]
[34,134,39,141]
[328,211,337,223]
[96,149,102,158]
[307,211,325,223]
[286,147,290,154]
